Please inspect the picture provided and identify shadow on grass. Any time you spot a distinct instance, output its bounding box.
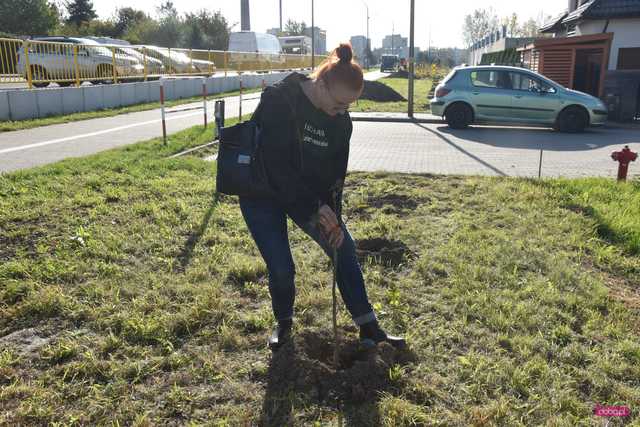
[174,196,219,272]
[259,329,416,426]
[565,202,639,255]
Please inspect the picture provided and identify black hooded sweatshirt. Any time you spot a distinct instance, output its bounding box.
[252,72,353,223]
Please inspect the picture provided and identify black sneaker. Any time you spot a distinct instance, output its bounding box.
[359,319,406,349]
[268,319,292,351]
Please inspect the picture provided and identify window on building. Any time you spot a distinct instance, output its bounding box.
[617,48,640,70]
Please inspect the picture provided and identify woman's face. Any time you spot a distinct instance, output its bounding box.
[318,79,362,116]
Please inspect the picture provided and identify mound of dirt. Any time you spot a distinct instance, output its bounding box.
[387,69,421,80]
[360,80,406,102]
[260,329,414,425]
[356,238,414,267]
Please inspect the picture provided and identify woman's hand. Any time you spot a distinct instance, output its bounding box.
[318,204,344,249]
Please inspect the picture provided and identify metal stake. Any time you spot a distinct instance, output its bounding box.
[202,79,208,128]
[160,79,167,145]
[538,148,544,179]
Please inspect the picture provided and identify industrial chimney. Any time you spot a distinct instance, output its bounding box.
[241,0,251,31]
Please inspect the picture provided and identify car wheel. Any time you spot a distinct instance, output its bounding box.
[30,66,50,88]
[58,82,73,87]
[445,103,473,129]
[556,106,588,133]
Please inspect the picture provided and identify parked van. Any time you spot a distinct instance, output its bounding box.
[228,31,281,54]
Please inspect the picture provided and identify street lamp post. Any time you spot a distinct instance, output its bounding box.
[311,0,315,69]
[361,1,370,69]
[408,0,415,117]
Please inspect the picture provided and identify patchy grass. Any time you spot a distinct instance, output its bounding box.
[544,178,640,255]
[351,77,433,114]
[0,87,260,133]
[1,127,639,425]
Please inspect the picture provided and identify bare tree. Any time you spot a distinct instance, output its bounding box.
[462,8,499,47]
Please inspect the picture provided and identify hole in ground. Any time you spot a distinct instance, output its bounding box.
[356,238,414,268]
[264,329,410,411]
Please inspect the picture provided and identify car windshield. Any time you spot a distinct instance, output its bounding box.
[149,47,190,63]
[116,48,143,60]
[76,40,113,57]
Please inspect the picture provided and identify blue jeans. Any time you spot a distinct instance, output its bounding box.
[239,196,376,326]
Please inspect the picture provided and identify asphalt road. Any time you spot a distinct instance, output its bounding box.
[364,70,390,81]
[0,92,261,173]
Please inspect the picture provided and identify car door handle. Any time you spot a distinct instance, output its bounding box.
[514,95,523,99]
[472,92,480,95]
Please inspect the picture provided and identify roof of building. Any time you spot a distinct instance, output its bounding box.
[563,0,640,24]
[540,10,569,32]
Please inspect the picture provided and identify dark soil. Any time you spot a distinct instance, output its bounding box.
[356,238,414,268]
[360,80,406,102]
[260,329,415,425]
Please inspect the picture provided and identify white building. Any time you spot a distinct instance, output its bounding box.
[303,27,327,55]
[381,34,407,57]
[350,35,369,61]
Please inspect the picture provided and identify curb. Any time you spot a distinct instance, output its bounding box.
[350,114,443,124]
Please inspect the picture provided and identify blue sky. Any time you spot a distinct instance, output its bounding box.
[92,0,565,49]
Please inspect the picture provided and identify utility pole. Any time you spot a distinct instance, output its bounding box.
[311,0,315,69]
[408,0,415,118]
[279,0,283,32]
[361,1,370,69]
[391,22,394,56]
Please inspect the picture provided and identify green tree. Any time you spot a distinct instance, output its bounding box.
[123,18,161,45]
[115,7,148,36]
[284,19,307,36]
[65,0,97,26]
[154,0,182,47]
[183,10,230,50]
[0,0,59,36]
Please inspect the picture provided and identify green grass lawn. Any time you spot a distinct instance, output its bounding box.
[1,126,639,425]
[351,77,433,114]
[0,87,260,133]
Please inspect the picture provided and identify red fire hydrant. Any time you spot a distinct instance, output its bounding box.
[611,145,638,181]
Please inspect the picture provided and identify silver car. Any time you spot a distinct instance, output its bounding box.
[135,46,197,74]
[430,65,608,132]
[17,37,144,87]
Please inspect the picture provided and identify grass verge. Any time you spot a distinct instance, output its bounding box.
[0,127,639,425]
[0,87,260,133]
[351,77,433,114]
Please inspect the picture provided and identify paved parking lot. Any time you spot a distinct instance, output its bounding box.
[348,122,640,179]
